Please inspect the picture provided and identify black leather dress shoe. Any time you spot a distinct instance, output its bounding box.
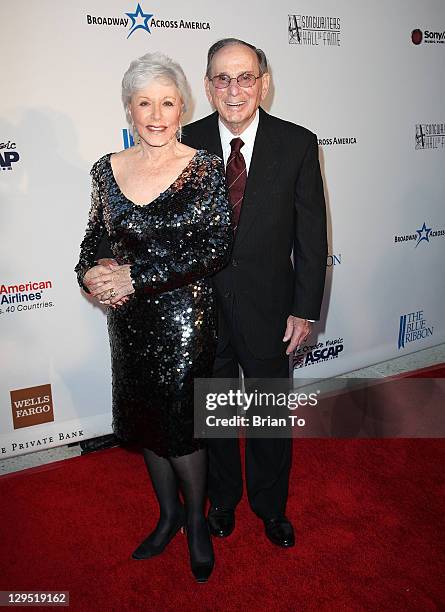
[263,516,295,547]
[207,506,235,538]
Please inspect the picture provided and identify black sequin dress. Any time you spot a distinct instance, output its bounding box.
[75,150,232,457]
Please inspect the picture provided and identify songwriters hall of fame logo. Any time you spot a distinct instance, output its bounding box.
[415,123,445,150]
[288,14,341,46]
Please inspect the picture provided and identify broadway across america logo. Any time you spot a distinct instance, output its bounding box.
[86,3,211,38]
[394,221,445,248]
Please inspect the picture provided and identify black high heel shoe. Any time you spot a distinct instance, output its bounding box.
[132,508,185,560]
[187,522,214,583]
[190,556,214,583]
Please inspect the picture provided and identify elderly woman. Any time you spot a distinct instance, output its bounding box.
[75,52,232,583]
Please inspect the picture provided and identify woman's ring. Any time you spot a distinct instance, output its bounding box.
[110,289,117,298]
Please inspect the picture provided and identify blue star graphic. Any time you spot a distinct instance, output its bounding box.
[125,3,153,38]
[415,221,431,247]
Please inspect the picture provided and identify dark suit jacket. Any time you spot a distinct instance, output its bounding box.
[97,107,327,358]
[182,108,327,357]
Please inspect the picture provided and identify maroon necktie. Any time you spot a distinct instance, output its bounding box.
[226,138,247,230]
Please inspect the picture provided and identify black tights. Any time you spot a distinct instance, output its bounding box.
[142,447,212,562]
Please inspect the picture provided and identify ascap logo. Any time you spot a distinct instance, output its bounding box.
[10,384,54,429]
[293,338,344,369]
[0,140,20,171]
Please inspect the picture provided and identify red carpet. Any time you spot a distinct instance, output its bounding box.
[1,368,444,611]
[406,363,445,378]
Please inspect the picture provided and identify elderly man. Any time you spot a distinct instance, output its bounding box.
[87,38,327,548]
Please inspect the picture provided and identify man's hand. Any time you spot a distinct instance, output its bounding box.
[282,316,312,355]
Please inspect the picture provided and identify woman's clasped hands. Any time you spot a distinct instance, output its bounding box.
[83,258,134,308]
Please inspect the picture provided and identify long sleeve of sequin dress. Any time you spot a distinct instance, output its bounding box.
[74,168,107,292]
[75,150,232,457]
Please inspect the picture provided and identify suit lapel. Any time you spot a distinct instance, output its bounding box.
[235,108,281,245]
[187,109,281,246]
[196,112,223,159]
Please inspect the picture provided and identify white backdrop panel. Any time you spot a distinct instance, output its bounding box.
[1,0,444,456]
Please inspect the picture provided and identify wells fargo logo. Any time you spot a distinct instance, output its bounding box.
[10,384,54,429]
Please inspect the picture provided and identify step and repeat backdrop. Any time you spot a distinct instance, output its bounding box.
[1,1,444,457]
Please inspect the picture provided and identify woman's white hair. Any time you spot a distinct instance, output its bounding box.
[122,51,192,129]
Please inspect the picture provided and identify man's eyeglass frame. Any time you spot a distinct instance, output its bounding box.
[208,73,262,89]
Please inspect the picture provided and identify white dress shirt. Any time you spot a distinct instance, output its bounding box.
[218,110,260,174]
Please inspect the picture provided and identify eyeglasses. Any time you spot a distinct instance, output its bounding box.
[209,73,261,89]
